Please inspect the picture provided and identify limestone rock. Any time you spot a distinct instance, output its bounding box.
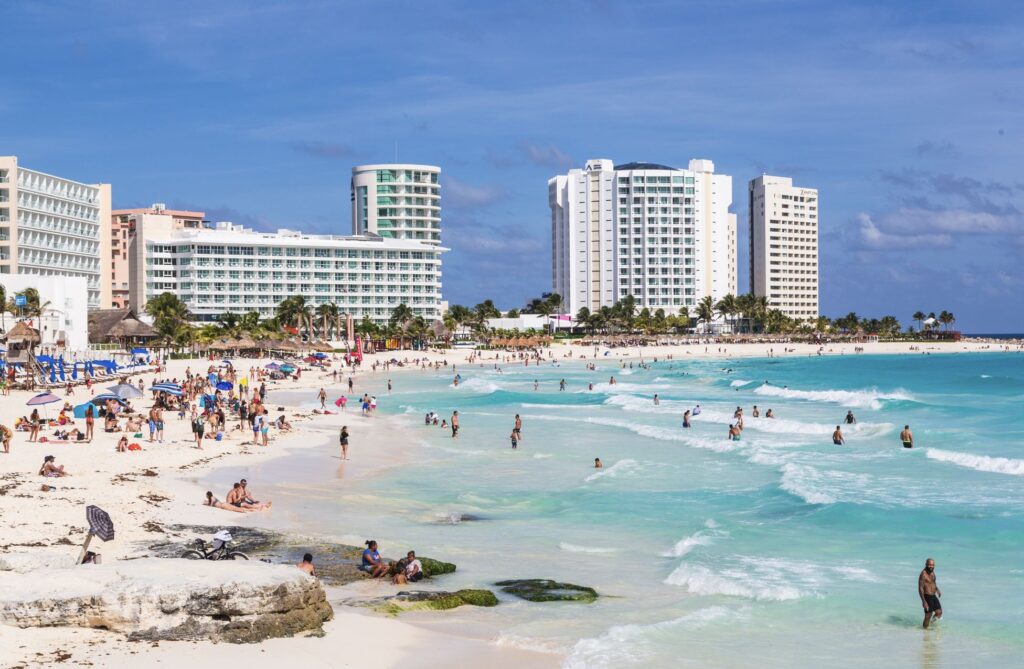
[0,559,333,642]
[359,588,499,615]
[495,579,598,603]
[418,557,456,577]
[0,551,77,573]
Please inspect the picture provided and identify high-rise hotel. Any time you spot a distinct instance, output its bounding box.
[748,175,819,320]
[351,164,441,244]
[130,164,446,326]
[0,156,112,309]
[549,159,736,316]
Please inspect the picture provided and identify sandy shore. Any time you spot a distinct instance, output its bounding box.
[0,339,1015,668]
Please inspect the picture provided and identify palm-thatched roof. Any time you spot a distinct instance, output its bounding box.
[87,309,156,344]
[5,321,42,344]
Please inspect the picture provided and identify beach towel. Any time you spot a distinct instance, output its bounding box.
[127,443,142,451]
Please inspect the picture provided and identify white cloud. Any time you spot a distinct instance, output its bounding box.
[855,213,953,250]
[443,177,505,209]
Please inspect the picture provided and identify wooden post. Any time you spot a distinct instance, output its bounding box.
[77,530,94,564]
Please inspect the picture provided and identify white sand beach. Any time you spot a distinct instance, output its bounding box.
[0,339,1016,668]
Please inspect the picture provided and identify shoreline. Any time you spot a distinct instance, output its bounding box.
[0,342,1019,667]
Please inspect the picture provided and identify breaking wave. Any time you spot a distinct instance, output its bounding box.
[926,449,1024,476]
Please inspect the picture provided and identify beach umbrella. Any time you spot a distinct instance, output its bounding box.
[71,363,78,380]
[85,505,115,541]
[265,363,281,371]
[216,381,233,391]
[78,504,115,564]
[280,363,296,374]
[107,383,143,400]
[27,392,61,406]
[150,385,183,397]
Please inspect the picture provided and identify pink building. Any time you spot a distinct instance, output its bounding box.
[110,204,204,309]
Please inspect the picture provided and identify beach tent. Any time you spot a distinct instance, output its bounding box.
[73,395,127,418]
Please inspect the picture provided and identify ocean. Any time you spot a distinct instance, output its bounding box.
[250,352,1024,667]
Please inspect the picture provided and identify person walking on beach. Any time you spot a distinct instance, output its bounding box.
[901,425,914,449]
[191,412,205,449]
[0,424,11,454]
[318,388,327,410]
[832,426,845,445]
[451,411,459,438]
[919,558,942,628]
[339,426,349,460]
[85,404,95,442]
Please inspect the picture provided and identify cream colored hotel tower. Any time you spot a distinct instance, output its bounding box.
[0,156,111,309]
[549,159,736,316]
[748,175,819,320]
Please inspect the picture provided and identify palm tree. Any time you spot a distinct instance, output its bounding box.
[912,311,926,331]
[316,303,341,341]
[145,292,191,345]
[15,287,50,319]
[217,311,240,336]
[276,295,313,340]
[938,310,954,331]
[715,294,737,333]
[576,307,591,333]
[389,303,415,348]
[696,296,715,333]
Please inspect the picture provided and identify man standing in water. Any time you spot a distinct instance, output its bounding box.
[451,411,459,438]
[832,426,845,445]
[919,558,942,628]
[901,425,914,449]
[513,414,522,444]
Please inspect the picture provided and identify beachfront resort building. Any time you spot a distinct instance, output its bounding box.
[549,159,736,316]
[748,175,819,320]
[350,164,442,244]
[130,214,445,325]
[111,204,205,309]
[0,156,112,309]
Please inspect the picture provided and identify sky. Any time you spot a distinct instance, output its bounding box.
[3,0,1023,332]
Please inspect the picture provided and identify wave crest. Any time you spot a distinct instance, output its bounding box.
[926,449,1024,476]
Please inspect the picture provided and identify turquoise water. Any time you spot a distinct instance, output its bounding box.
[257,353,1024,667]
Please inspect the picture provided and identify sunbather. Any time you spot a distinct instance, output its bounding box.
[39,455,68,477]
[116,435,129,452]
[204,490,250,513]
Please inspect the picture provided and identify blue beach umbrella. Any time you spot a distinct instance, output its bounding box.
[71,363,78,380]
[265,363,281,371]
[216,381,233,391]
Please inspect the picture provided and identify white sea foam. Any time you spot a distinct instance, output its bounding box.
[729,379,753,387]
[453,377,504,393]
[585,458,642,482]
[664,563,807,601]
[563,606,737,669]
[493,633,566,655]
[779,463,837,505]
[832,565,882,583]
[980,374,992,378]
[662,520,722,557]
[926,449,1024,476]
[752,384,914,410]
[559,542,618,554]
[532,452,553,459]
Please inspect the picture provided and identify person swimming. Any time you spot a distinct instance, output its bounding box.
[594,457,603,469]
[693,404,702,416]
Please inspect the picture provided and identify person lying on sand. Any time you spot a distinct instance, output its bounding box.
[39,455,68,477]
[204,490,251,513]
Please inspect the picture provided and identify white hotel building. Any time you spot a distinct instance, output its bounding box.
[130,217,445,326]
[748,175,819,320]
[550,159,736,316]
[0,156,112,309]
[351,164,441,244]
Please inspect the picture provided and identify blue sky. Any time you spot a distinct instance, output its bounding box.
[3,0,1022,331]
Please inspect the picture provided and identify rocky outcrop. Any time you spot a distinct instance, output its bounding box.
[0,559,332,643]
[495,579,598,603]
[418,557,456,577]
[356,589,499,615]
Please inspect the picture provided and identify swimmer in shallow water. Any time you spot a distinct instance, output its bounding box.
[765,409,774,418]
[728,424,741,441]
[833,426,845,445]
[845,410,856,424]
[901,425,913,449]
[683,410,691,428]
[594,458,603,469]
